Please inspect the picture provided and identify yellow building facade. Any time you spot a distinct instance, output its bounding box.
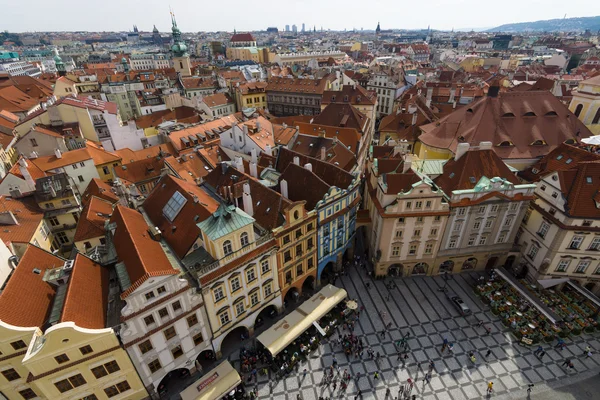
[0,323,40,400]
[226,47,272,63]
[569,75,600,135]
[23,323,148,400]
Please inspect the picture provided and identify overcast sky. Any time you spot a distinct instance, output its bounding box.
[5,0,600,33]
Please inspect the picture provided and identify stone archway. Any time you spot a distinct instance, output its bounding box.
[283,287,300,309]
[301,275,316,297]
[157,368,191,397]
[462,257,477,271]
[320,261,336,285]
[505,255,516,269]
[387,263,404,277]
[412,262,428,276]
[195,349,216,371]
[255,304,278,330]
[219,326,250,359]
[485,256,498,270]
[585,282,596,292]
[439,260,454,274]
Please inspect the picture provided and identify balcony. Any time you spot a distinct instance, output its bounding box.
[92,116,107,127]
[50,223,77,233]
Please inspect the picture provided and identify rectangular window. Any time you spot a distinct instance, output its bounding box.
[148,358,161,374]
[296,244,303,256]
[415,201,422,209]
[396,230,403,238]
[478,206,486,214]
[473,221,481,230]
[54,353,70,364]
[72,163,78,169]
[497,232,507,243]
[171,345,183,359]
[163,326,176,341]
[219,310,230,325]
[479,236,487,245]
[139,340,153,354]
[79,345,93,355]
[457,208,466,216]
[424,243,433,254]
[575,261,590,274]
[144,291,155,301]
[235,302,245,316]
[143,315,155,326]
[448,239,457,249]
[11,340,27,350]
[413,229,421,237]
[187,314,199,327]
[589,237,600,250]
[158,308,169,319]
[527,244,539,260]
[1,368,20,381]
[30,138,38,147]
[214,287,224,302]
[485,219,494,228]
[398,217,405,223]
[246,268,256,283]
[556,259,570,272]
[18,388,37,399]
[250,291,259,306]
[537,222,550,239]
[409,244,417,255]
[307,257,314,269]
[416,216,424,223]
[391,246,400,257]
[157,286,166,295]
[405,201,412,209]
[54,379,73,393]
[504,217,513,227]
[264,283,272,297]
[425,200,432,209]
[430,228,437,236]
[193,332,204,346]
[261,260,270,274]
[569,236,584,249]
[105,381,130,398]
[468,237,476,246]
[231,277,241,292]
[172,301,182,313]
[102,166,110,175]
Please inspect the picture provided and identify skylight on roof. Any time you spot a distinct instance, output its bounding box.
[469,177,476,184]
[556,155,564,160]
[163,191,187,222]
[566,159,573,164]
[586,177,593,184]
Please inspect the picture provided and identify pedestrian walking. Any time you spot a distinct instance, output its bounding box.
[303,368,307,378]
[354,390,362,400]
[534,345,543,355]
[355,372,361,382]
[561,358,571,368]
[487,381,493,394]
[428,359,435,371]
[332,381,337,391]
[584,345,591,356]
[374,371,380,380]
[527,384,534,394]
[539,350,546,359]
[485,349,492,358]
[587,350,593,358]
[478,320,484,328]
[448,343,454,354]
[442,337,448,352]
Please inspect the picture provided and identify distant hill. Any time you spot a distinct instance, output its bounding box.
[488,16,600,33]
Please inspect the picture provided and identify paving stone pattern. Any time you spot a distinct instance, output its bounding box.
[227,266,600,400]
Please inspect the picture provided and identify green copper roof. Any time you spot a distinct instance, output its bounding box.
[197,204,254,241]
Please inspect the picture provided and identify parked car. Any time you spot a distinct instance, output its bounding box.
[446,291,471,315]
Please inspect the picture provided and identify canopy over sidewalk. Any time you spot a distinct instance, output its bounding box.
[257,284,347,356]
[537,278,569,289]
[566,280,600,309]
[495,267,561,324]
[180,361,241,400]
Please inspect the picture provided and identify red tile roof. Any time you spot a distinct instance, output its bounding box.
[266,75,335,95]
[321,85,377,106]
[114,157,164,185]
[60,254,109,329]
[143,175,219,258]
[0,245,64,327]
[419,91,592,160]
[435,149,520,194]
[31,148,93,171]
[56,95,117,115]
[114,143,176,163]
[110,205,178,299]
[8,157,48,181]
[81,178,119,205]
[230,33,255,42]
[519,143,600,182]
[202,93,234,108]
[73,196,114,242]
[0,196,45,246]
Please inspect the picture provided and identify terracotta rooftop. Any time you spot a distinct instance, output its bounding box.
[60,254,109,329]
[278,163,330,210]
[85,142,121,165]
[312,103,369,135]
[520,143,600,182]
[110,205,178,299]
[291,134,357,172]
[266,75,335,95]
[0,245,64,328]
[30,148,93,171]
[8,157,48,182]
[0,196,45,246]
[73,196,114,242]
[435,148,520,194]
[143,174,219,258]
[202,93,234,108]
[295,122,361,153]
[230,33,256,42]
[114,157,164,185]
[0,86,40,113]
[135,106,198,129]
[167,115,240,152]
[181,77,217,90]
[237,81,268,95]
[419,91,592,160]
[321,85,377,106]
[81,178,119,205]
[56,95,118,115]
[560,161,600,218]
[114,143,176,163]
[379,112,429,142]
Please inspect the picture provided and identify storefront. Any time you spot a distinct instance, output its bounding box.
[180,361,242,400]
[257,284,348,356]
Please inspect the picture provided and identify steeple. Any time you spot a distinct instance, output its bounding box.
[376,21,381,35]
[153,24,159,33]
[53,48,66,77]
[169,11,191,77]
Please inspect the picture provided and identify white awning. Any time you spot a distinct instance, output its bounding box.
[179,361,241,400]
[537,278,569,289]
[257,284,347,356]
[582,136,600,145]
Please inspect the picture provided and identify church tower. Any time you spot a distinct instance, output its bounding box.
[376,21,381,36]
[53,48,66,77]
[170,13,192,77]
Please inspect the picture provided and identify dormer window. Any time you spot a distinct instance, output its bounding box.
[223,240,233,256]
[466,108,474,114]
[498,141,513,147]
[523,112,536,117]
[532,168,539,174]
[531,140,546,146]
[502,112,515,118]
[545,111,558,116]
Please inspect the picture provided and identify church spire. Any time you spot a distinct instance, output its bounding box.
[376,21,381,35]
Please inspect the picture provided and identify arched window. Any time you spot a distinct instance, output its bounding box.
[593,108,600,124]
[240,232,249,248]
[223,240,233,256]
[574,104,583,117]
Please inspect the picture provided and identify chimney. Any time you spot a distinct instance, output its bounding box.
[54,149,62,159]
[19,164,35,188]
[243,124,249,135]
[256,120,261,131]
[426,87,433,100]
[235,156,245,173]
[411,112,418,126]
[488,79,500,98]
[449,88,456,103]
[304,163,312,172]
[0,211,19,226]
[403,154,413,173]
[265,144,272,156]
[280,179,288,199]
[321,146,327,160]
[249,162,258,178]
[242,183,253,216]
[479,141,493,150]
[452,101,457,109]
[455,143,470,161]
[250,148,257,164]
[293,156,300,166]
[18,158,28,168]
